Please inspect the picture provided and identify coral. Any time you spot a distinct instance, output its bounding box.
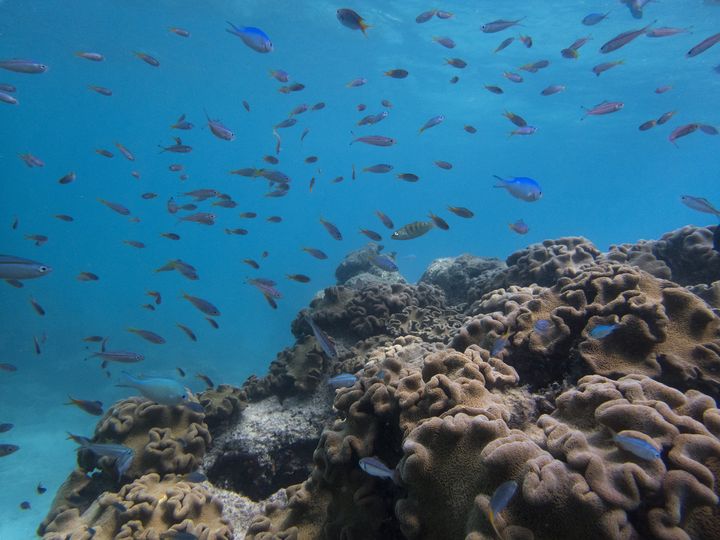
[335,243,402,285]
[603,240,672,280]
[198,384,247,434]
[41,473,233,540]
[499,236,601,288]
[387,304,466,344]
[653,225,720,286]
[419,254,507,306]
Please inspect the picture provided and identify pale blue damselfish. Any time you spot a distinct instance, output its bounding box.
[493,175,542,202]
[225,22,273,53]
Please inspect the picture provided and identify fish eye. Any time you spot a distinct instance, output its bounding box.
[38,266,49,273]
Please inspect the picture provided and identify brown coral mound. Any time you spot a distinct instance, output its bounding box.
[453,264,720,398]
[653,225,720,286]
[198,384,247,433]
[41,473,233,540]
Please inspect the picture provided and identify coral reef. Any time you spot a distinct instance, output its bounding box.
[40,225,720,540]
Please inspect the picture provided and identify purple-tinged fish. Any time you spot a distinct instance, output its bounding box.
[561,36,592,58]
[351,135,396,146]
[448,206,474,218]
[592,60,624,76]
[510,126,537,136]
[582,101,623,117]
[359,228,382,241]
[304,313,337,357]
[375,210,394,229]
[647,27,691,38]
[89,339,144,365]
[247,278,282,299]
[346,77,368,88]
[159,137,192,153]
[127,328,165,344]
[169,27,190,37]
[0,59,48,73]
[582,12,610,26]
[509,219,529,234]
[274,117,297,129]
[0,92,18,104]
[178,212,215,225]
[182,293,220,316]
[320,217,342,240]
[485,85,504,94]
[700,124,719,135]
[519,35,533,48]
[363,164,394,173]
[668,123,699,146]
[540,84,565,96]
[656,111,676,125]
[502,111,527,127]
[88,85,112,96]
[359,457,399,484]
[98,198,130,215]
[428,212,449,230]
[481,18,525,33]
[114,142,135,161]
[302,247,328,259]
[433,36,456,49]
[171,114,193,130]
[600,21,655,53]
[415,9,436,23]
[75,51,104,61]
[133,51,159,66]
[503,71,523,83]
[655,85,672,94]
[639,119,657,131]
[445,58,467,68]
[0,83,16,92]
[687,33,720,58]
[176,323,197,342]
[269,69,290,82]
[204,109,234,141]
[419,115,445,133]
[494,37,514,53]
[19,153,44,167]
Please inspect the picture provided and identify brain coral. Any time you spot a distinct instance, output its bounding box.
[41,473,233,540]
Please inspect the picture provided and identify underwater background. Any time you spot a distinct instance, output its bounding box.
[1,0,719,538]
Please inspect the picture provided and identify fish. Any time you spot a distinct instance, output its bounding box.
[561,36,593,58]
[336,8,369,35]
[225,228,248,235]
[302,247,328,259]
[267,216,282,223]
[509,219,529,234]
[171,114,193,130]
[582,12,610,26]
[588,323,619,339]
[304,314,337,358]
[127,328,166,345]
[503,71,523,83]
[485,85,504,94]
[247,278,282,299]
[612,431,661,460]
[0,255,51,281]
[95,148,114,158]
[19,501,30,509]
[274,118,297,129]
[419,115,445,133]
[19,153,44,167]
[445,58,467,68]
[397,173,419,182]
[177,323,198,343]
[534,319,553,336]
[160,232,180,241]
[178,212,216,225]
[369,253,399,272]
[0,59,48,73]
[75,51,104,61]
[639,120,657,131]
[681,196,720,217]
[196,373,214,388]
[156,259,199,280]
[464,125,477,134]
[89,340,144,364]
[700,124,719,135]
[159,137,192,153]
[0,444,18,457]
[481,18,525,33]
[287,274,311,283]
[493,176,542,202]
[600,21,655,53]
[0,363,18,372]
[133,51,160,66]
[428,212,449,230]
[243,259,260,269]
[117,371,201,411]
[169,27,190,37]
[88,85,111,96]
[502,111,527,127]
[647,27,692,38]
[358,111,389,126]
[447,206,474,218]
[391,221,434,240]
[351,135,396,146]
[433,36,456,49]
[495,37,514,53]
[592,60,624,76]
[436,10,453,19]
[204,109,235,141]
[29,297,45,316]
[656,111,676,125]
[359,456,398,483]
[360,228,382,241]
[519,35,533,48]
[0,83,16,92]
[82,336,105,343]
[182,293,220,316]
[36,483,46,494]
[582,101,623,117]
[385,69,408,79]
[449,76,459,84]
[488,480,518,538]
[33,335,41,355]
[0,423,13,432]
[71,436,134,478]
[305,156,318,164]
[328,373,357,388]
[226,22,273,52]
[206,318,219,329]
[655,85,672,94]
[668,123,700,146]
[415,9,436,23]
[25,234,48,247]
[346,77,367,88]
[269,69,290,82]
[540,84,565,96]
[0,91,18,104]
[363,164,394,174]
[98,199,130,216]
[687,33,720,57]
[65,396,104,416]
[510,126,537,136]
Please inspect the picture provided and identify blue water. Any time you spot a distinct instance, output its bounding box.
[0,1,718,537]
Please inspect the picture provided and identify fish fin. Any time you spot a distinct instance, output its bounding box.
[5,279,23,288]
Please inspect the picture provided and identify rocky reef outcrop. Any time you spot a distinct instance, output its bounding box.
[39,225,720,540]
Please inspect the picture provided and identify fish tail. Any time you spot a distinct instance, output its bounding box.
[492,175,506,186]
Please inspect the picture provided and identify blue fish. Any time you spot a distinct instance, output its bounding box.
[534,319,552,336]
[491,335,508,357]
[117,372,203,411]
[588,323,619,339]
[328,373,357,388]
[369,253,399,272]
[582,12,610,26]
[493,175,542,202]
[612,431,661,461]
[72,437,135,478]
[359,456,399,483]
[226,22,273,53]
[489,480,518,537]
[304,314,337,358]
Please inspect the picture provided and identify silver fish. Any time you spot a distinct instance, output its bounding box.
[391,221,434,240]
[0,255,51,281]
